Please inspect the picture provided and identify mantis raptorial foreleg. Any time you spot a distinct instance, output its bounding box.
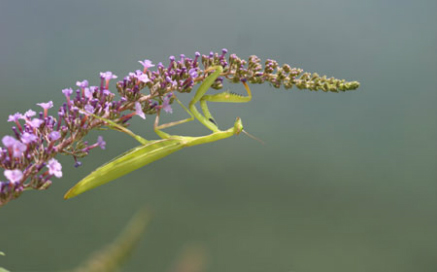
[199,80,252,129]
[157,65,252,135]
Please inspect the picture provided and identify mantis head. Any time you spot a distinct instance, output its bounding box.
[233,117,264,144]
[233,117,244,135]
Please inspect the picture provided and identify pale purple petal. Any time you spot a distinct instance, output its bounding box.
[21,132,38,144]
[135,102,146,119]
[104,102,111,115]
[84,87,94,99]
[47,158,62,178]
[8,113,23,122]
[62,88,73,97]
[90,86,99,93]
[128,72,136,79]
[49,131,61,141]
[28,118,44,128]
[24,110,36,118]
[188,68,198,78]
[84,104,94,113]
[100,71,117,80]
[2,136,17,148]
[162,94,173,114]
[138,59,155,69]
[76,80,89,88]
[138,74,150,83]
[12,141,26,158]
[37,101,53,110]
[103,89,113,96]
[171,80,177,88]
[97,136,106,150]
[4,169,23,184]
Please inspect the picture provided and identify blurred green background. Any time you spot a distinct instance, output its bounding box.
[0,0,436,271]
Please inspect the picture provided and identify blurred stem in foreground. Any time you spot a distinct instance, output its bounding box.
[0,251,10,272]
[68,208,150,272]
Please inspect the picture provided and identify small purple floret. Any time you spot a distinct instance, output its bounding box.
[28,118,44,129]
[24,110,36,118]
[84,104,94,113]
[62,88,73,97]
[76,80,89,89]
[84,88,94,99]
[97,136,106,150]
[103,89,112,96]
[138,74,150,83]
[49,131,61,141]
[188,68,198,78]
[47,158,62,178]
[12,141,26,158]
[139,59,155,69]
[100,71,117,81]
[37,101,54,110]
[162,94,173,114]
[2,136,17,148]
[8,113,23,123]
[21,132,38,144]
[4,169,23,184]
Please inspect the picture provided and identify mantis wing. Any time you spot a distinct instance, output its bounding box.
[64,138,184,199]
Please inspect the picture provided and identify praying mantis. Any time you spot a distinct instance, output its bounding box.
[64,66,253,199]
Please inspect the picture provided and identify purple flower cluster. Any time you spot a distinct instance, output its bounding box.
[0,49,360,206]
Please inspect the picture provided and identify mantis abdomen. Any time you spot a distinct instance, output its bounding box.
[64,139,184,199]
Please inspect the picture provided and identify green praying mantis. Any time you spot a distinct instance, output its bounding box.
[64,66,253,199]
